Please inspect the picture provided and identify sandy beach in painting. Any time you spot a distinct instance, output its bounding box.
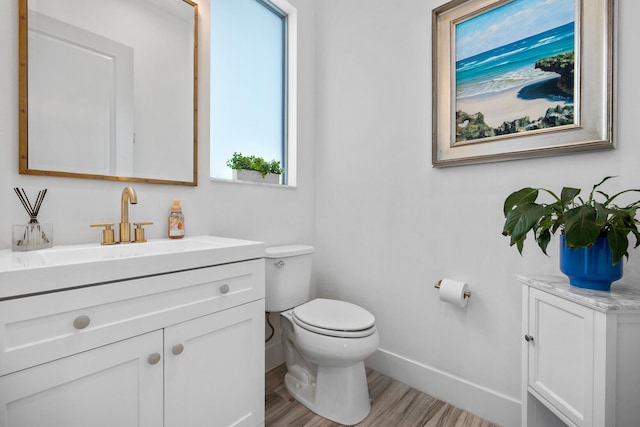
[456,83,559,129]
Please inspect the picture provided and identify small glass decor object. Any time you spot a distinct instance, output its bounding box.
[12,188,53,251]
[12,223,53,251]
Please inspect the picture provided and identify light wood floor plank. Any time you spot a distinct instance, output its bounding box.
[265,364,499,427]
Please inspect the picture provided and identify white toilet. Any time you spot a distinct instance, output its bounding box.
[265,244,380,426]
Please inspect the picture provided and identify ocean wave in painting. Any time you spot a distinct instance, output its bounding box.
[456,22,574,99]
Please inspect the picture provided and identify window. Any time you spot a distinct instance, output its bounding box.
[210,0,297,185]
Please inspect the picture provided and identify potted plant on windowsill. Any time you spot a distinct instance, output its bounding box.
[226,152,284,185]
[502,176,640,291]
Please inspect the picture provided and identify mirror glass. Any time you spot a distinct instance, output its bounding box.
[19,0,198,185]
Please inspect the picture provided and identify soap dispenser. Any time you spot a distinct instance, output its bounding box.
[168,199,185,239]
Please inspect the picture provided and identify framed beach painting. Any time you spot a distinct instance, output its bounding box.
[432,0,614,167]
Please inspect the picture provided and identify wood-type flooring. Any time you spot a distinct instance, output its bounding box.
[265,364,499,427]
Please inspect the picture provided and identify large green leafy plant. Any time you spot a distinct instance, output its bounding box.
[502,176,640,265]
[226,152,284,177]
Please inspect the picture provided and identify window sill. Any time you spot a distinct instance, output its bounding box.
[208,177,297,189]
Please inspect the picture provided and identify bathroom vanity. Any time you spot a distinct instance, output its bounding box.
[519,275,640,427]
[0,236,266,427]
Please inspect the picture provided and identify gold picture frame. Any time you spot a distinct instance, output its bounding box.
[432,0,614,167]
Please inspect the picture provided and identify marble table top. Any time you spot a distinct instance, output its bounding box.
[517,275,640,312]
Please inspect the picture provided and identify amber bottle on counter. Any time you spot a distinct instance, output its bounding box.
[168,199,185,239]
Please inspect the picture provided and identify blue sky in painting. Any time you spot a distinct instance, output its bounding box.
[456,0,575,60]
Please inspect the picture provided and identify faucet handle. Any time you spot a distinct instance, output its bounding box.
[90,223,116,245]
[133,222,153,243]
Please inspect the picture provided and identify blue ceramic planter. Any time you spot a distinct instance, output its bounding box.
[559,234,623,291]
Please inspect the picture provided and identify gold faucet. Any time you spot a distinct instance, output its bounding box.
[119,186,138,243]
[91,186,153,244]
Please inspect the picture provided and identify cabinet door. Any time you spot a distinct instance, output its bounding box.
[0,330,164,427]
[528,288,595,427]
[164,300,265,427]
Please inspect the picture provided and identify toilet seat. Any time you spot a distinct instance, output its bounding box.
[292,298,376,338]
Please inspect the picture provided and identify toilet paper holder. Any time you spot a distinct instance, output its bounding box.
[435,280,471,299]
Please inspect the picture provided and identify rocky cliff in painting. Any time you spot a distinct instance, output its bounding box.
[535,52,574,95]
[456,105,574,141]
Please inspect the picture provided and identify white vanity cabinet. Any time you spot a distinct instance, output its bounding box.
[0,330,165,427]
[519,275,640,427]
[0,237,266,427]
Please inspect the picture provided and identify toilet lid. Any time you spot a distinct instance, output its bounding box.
[292,299,376,338]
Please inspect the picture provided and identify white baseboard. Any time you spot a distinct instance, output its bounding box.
[366,348,521,427]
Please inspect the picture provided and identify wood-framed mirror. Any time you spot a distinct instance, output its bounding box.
[18,0,198,186]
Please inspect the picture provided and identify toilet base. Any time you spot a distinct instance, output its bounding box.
[284,361,371,426]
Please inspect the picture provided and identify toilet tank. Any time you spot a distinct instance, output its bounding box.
[264,244,314,312]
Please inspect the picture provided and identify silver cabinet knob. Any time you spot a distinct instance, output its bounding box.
[220,284,230,294]
[73,315,91,330]
[172,344,184,355]
[524,335,535,342]
[148,353,161,365]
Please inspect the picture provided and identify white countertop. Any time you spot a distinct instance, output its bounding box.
[0,235,265,300]
[517,275,640,313]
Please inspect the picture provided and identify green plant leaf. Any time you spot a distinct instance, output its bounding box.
[536,228,552,255]
[607,188,640,206]
[591,176,617,195]
[607,227,629,265]
[503,202,547,249]
[593,202,609,228]
[564,205,600,247]
[629,226,640,249]
[560,187,580,207]
[268,159,283,175]
[503,188,538,216]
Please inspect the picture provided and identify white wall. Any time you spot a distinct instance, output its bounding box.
[314,0,640,425]
[4,0,640,425]
[0,0,316,249]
